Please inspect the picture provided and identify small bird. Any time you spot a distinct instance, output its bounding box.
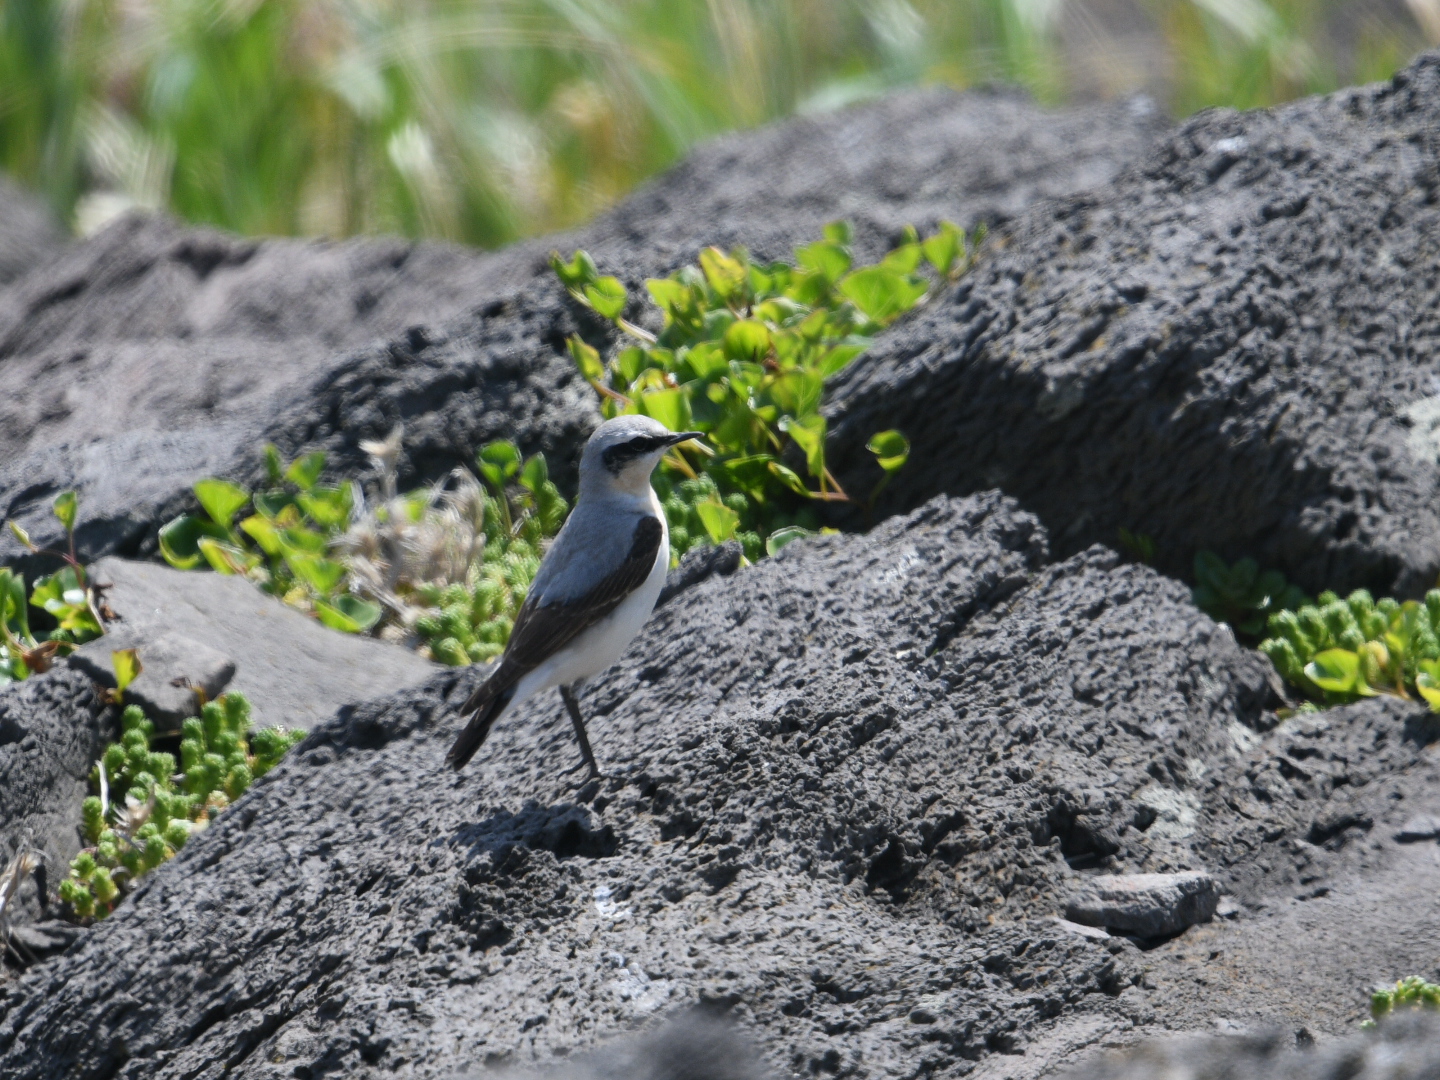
[446,415,701,777]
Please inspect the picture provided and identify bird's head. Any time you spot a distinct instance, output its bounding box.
[578,415,702,499]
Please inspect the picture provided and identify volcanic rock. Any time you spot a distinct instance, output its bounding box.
[0,89,1160,566]
[0,177,63,285]
[0,667,109,930]
[1061,1013,1440,1080]
[1064,871,1220,938]
[828,50,1440,597]
[5,493,1436,1078]
[67,555,437,732]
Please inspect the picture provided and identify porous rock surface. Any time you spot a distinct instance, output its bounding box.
[0,177,63,285]
[828,50,1440,597]
[0,667,109,929]
[68,556,437,732]
[0,88,1160,565]
[0,554,437,937]
[1060,1014,1440,1080]
[4,493,1438,1078]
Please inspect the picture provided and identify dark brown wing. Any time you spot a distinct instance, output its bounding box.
[446,515,663,769]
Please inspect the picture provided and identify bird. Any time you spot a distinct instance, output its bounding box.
[446,415,702,777]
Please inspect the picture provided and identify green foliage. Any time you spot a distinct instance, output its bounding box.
[1,491,105,686]
[553,221,971,561]
[160,447,381,633]
[1192,551,1310,639]
[1363,976,1440,1028]
[59,694,303,922]
[408,445,567,666]
[1259,588,1440,709]
[0,2,1426,245]
[159,438,567,666]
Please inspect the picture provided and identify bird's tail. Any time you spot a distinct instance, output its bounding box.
[446,677,516,771]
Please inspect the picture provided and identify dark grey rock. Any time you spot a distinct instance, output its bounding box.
[68,630,234,726]
[0,668,110,930]
[67,556,438,732]
[0,214,601,566]
[496,1012,774,1080]
[1064,871,1220,938]
[0,177,63,286]
[1061,1013,1440,1080]
[5,920,85,967]
[1395,813,1440,843]
[657,541,743,608]
[828,50,1440,597]
[7,493,1433,1078]
[0,90,1160,566]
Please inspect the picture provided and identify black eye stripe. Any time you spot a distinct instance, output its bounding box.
[601,434,669,474]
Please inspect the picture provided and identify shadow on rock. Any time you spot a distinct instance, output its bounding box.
[480,1011,773,1080]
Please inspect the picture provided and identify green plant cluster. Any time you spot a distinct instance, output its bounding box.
[1259,589,1440,709]
[411,443,567,666]
[1191,551,1310,639]
[2,492,104,686]
[1364,976,1440,1028]
[553,221,975,560]
[160,447,382,634]
[160,439,566,667]
[57,694,303,921]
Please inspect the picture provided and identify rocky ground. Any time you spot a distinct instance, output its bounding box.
[2,54,1440,1080]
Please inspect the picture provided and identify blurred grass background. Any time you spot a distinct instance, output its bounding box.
[0,0,1434,247]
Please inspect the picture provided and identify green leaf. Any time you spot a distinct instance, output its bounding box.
[197,538,252,576]
[239,515,283,557]
[193,479,249,529]
[550,249,599,291]
[297,485,353,531]
[766,525,814,556]
[263,444,284,486]
[768,461,812,498]
[822,221,853,245]
[639,388,692,434]
[583,276,627,320]
[159,515,226,570]
[796,240,851,284]
[477,441,522,493]
[699,247,748,304]
[780,414,827,480]
[7,520,34,551]
[285,552,346,595]
[922,221,963,276]
[819,340,870,378]
[277,526,328,555]
[1304,648,1362,695]
[722,319,770,361]
[52,491,77,533]
[568,336,605,382]
[866,430,910,474]
[839,266,927,326]
[253,491,294,521]
[284,452,326,492]
[314,595,382,633]
[520,454,549,494]
[680,342,728,381]
[1416,660,1440,712]
[0,568,31,642]
[695,499,740,544]
[111,649,142,696]
[881,242,922,275]
[716,455,776,499]
[617,346,649,385]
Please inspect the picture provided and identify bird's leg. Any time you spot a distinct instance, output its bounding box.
[559,684,601,779]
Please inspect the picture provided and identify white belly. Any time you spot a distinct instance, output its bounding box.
[509,513,669,706]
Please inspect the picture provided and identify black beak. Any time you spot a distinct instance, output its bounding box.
[666,431,704,446]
